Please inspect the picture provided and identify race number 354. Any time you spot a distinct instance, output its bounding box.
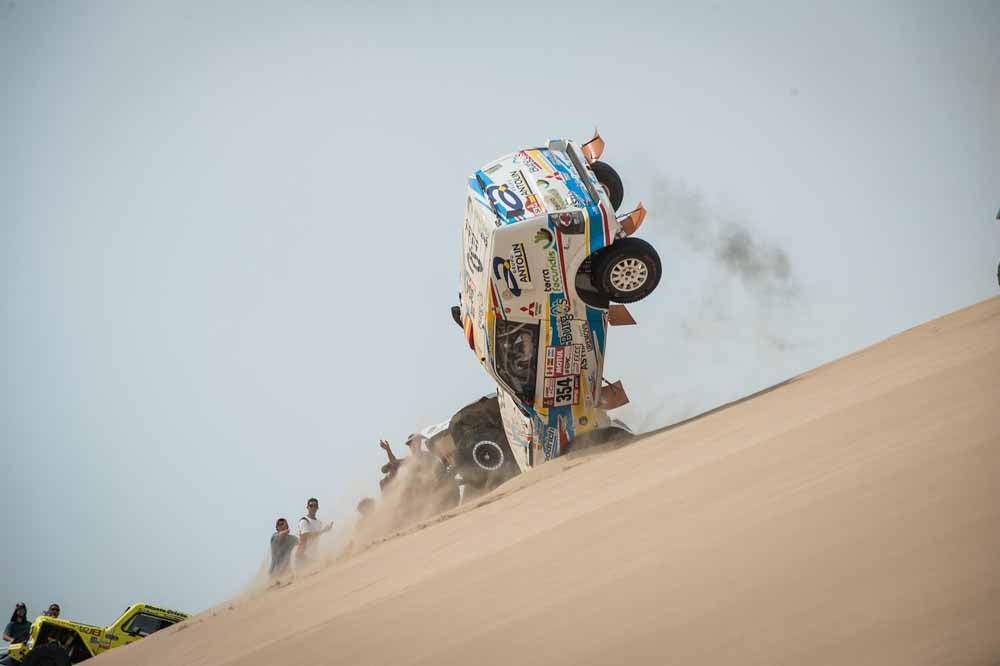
[544,375,579,407]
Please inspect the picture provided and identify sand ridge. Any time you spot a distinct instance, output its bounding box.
[96,297,1000,665]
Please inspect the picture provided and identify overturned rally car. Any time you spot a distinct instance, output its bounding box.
[454,132,660,467]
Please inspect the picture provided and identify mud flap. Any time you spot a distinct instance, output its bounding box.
[581,129,605,163]
[598,380,630,409]
[608,304,637,326]
[618,202,647,237]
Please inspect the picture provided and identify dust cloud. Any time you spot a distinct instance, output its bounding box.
[241,456,466,600]
[646,176,798,304]
[612,174,809,432]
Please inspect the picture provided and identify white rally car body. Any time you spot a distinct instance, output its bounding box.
[459,136,643,465]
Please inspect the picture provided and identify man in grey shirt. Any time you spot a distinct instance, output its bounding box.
[269,518,298,580]
[3,603,30,645]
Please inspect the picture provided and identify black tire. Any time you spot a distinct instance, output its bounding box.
[574,255,611,309]
[449,396,521,490]
[456,429,515,489]
[470,437,506,472]
[22,644,70,666]
[590,161,624,211]
[594,238,662,304]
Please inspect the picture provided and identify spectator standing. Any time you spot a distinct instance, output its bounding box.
[269,517,299,580]
[296,498,333,565]
[3,603,29,644]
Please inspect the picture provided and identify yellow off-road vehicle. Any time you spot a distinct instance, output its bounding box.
[5,603,187,665]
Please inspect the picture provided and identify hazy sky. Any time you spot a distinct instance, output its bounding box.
[3,1,998,624]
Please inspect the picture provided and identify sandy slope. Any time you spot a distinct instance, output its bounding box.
[99,297,1000,666]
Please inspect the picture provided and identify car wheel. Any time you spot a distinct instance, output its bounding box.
[589,161,624,211]
[595,238,662,304]
[456,430,516,490]
[471,438,505,471]
[22,644,70,666]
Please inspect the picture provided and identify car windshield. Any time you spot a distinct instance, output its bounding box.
[123,613,175,637]
[494,320,539,403]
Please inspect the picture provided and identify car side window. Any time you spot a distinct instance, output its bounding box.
[122,613,175,637]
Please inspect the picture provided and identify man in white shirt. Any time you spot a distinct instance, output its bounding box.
[296,497,333,565]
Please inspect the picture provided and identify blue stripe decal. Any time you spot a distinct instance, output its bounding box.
[585,305,607,356]
[468,175,484,197]
[589,204,605,254]
[542,151,606,252]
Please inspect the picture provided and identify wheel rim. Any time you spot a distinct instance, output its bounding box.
[609,257,649,292]
[472,440,504,471]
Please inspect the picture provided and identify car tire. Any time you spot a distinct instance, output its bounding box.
[22,644,70,666]
[456,429,516,490]
[594,238,662,304]
[590,161,624,211]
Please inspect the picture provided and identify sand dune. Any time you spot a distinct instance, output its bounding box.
[99,297,1000,666]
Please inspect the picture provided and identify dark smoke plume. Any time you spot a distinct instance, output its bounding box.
[645,176,798,301]
[717,225,792,291]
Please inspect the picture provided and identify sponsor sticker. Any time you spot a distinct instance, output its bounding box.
[555,313,574,344]
[567,190,586,208]
[486,184,524,218]
[542,251,563,293]
[466,250,482,273]
[507,242,532,288]
[492,257,522,297]
[509,169,546,216]
[543,375,580,408]
[533,228,554,249]
[466,197,492,236]
[464,217,485,274]
[516,150,544,174]
[544,345,584,378]
[519,302,543,317]
[543,427,559,458]
[506,301,542,316]
[574,321,593,350]
[535,178,569,212]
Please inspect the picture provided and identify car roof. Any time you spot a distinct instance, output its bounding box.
[470,143,596,228]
